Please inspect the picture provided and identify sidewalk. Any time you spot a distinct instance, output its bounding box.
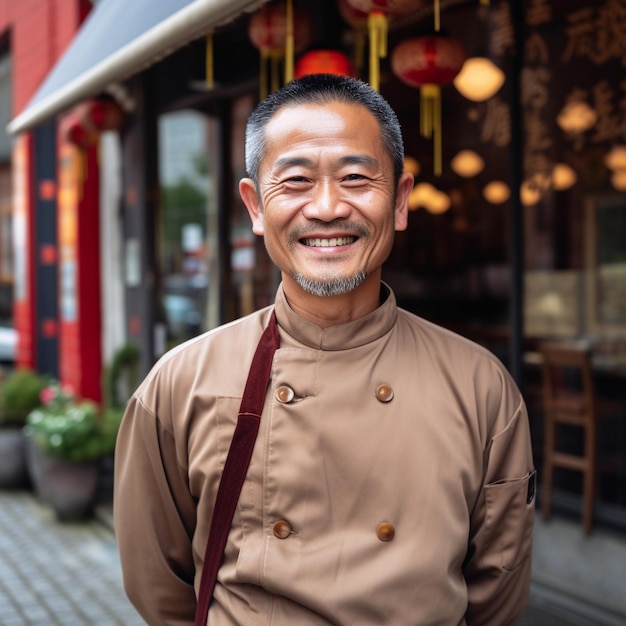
[521,514,626,626]
[0,491,144,625]
[1,489,626,625]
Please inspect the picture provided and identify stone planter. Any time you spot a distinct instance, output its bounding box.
[25,436,100,521]
[0,427,30,489]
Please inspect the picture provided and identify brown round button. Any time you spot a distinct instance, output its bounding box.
[376,522,395,542]
[272,519,292,539]
[375,384,394,403]
[275,385,295,403]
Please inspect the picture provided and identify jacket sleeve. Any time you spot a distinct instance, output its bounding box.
[464,395,536,626]
[114,393,198,626]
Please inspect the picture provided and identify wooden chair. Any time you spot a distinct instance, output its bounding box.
[539,341,597,534]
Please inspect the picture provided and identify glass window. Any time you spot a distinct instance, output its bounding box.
[158,110,217,348]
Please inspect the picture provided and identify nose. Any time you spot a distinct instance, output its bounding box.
[301,179,351,222]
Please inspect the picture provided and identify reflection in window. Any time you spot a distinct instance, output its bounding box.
[158,110,217,347]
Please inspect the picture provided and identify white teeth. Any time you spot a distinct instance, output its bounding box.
[302,236,355,247]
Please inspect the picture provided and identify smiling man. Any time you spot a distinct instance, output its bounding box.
[114,74,535,626]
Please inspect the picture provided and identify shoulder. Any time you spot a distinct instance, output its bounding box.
[394,307,525,426]
[133,306,274,406]
[396,307,506,368]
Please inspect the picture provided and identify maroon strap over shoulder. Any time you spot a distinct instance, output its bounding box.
[195,311,279,626]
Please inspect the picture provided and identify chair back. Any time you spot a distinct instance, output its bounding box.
[539,342,595,421]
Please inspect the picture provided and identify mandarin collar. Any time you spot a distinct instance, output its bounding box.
[273,283,398,351]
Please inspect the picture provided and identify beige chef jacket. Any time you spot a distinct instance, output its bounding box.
[114,284,535,626]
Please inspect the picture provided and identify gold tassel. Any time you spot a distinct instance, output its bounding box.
[205,33,214,88]
[367,11,387,91]
[284,0,294,83]
[479,0,490,5]
[434,0,441,32]
[271,51,281,93]
[420,85,443,176]
[352,24,367,76]
[260,49,269,100]
[260,49,284,99]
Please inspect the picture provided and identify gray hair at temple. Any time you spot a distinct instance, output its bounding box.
[244,73,406,188]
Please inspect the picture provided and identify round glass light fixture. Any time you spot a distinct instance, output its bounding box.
[556,101,597,134]
[552,163,577,190]
[451,150,485,177]
[611,170,626,191]
[453,57,505,102]
[604,145,626,171]
[403,155,421,176]
[426,190,452,215]
[408,182,451,214]
[520,180,541,206]
[483,180,510,204]
[409,183,435,210]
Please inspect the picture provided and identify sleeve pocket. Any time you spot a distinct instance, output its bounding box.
[484,470,536,571]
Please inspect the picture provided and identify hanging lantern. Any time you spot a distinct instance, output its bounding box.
[249,2,311,98]
[552,163,577,190]
[60,99,125,149]
[483,181,511,204]
[343,0,425,90]
[344,0,422,13]
[450,149,484,177]
[391,35,465,176]
[453,56,504,101]
[295,50,354,78]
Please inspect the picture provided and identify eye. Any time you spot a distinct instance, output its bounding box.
[343,173,370,185]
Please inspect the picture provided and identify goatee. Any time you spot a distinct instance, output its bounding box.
[292,271,367,297]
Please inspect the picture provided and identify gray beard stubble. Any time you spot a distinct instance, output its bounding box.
[292,270,367,297]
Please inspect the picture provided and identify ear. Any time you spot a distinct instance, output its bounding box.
[394,171,413,232]
[239,178,264,235]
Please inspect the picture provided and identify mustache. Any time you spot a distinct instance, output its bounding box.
[288,221,370,243]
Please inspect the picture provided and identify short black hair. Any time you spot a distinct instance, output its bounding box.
[245,74,405,186]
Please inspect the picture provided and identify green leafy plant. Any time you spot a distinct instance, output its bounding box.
[0,368,50,427]
[25,381,123,462]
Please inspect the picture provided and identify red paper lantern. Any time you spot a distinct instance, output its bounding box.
[343,0,422,15]
[338,0,368,24]
[249,3,312,97]
[391,35,466,175]
[295,50,354,78]
[392,35,465,87]
[248,4,310,52]
[60,99,124,149]
[342,0,426,91]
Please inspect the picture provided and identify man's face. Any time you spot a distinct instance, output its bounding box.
[240,101,412,298]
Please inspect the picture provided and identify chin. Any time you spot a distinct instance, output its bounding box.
[293,271,367,297]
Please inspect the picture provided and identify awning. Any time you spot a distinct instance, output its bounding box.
[8,0,268,135]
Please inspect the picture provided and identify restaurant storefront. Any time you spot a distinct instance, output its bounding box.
[9,0,626,531]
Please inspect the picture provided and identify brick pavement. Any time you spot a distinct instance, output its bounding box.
[0,491,144,626]
[1,490,624,626]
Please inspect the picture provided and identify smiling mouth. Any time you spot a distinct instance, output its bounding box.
[301,236,357,247]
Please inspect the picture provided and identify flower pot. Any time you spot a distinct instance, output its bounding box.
[0,427,31,489]
[25,436,99,521]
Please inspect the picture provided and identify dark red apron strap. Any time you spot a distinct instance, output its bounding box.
[195,311,279,626]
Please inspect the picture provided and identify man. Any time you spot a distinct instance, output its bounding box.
[114,74,535,625]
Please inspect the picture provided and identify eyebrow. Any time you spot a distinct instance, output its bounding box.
[273,154,379,170]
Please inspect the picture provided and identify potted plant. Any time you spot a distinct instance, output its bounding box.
[0,368,49,489]
[24,381,123,520]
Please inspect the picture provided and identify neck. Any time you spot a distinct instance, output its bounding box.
[281,274,383,328]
